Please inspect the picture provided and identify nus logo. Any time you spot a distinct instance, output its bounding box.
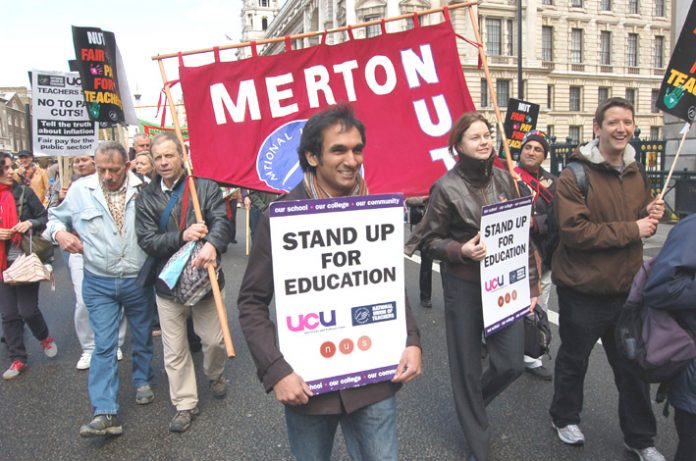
[286,310,337,332]
[484,275,505,292]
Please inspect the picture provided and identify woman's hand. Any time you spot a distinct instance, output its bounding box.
[11,221,32,234]
[0,228,14,240]
[460,233,487,261]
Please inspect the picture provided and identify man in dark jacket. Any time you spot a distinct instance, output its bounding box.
[238,104,421,460]
[516,130,557,381]
[643,214,696,461]
[136,132,232,433]
[549,98,666,461]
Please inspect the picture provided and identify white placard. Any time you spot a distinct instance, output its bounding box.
[269,194,406,395]
[479,196,533,336]
[31,70,99,156]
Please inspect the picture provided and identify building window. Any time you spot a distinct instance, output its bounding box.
[496,79,510,107]
[651,89,660,113]
[653,36,664,68]
[481,79,489,107]
[262,17,268,30]
[570,0,582,7]
[655,0,665,17]
[506,20,514,56]
[570,29,583,64]
[600,0,611,11]
[259,0,269,6]
[363,16,381,37]
[569,86,582,111]
[650,126,661,140]
[628,0,639,14]
[627,34,639,67]
[600,31,612,65]
[547,84,554,109]
[569,126,582,143]
[542,26,553,61]
[625,88,637,107]
[598,87,610,103]
[542,0,553,4]
[547,125,555,137]
[486,18,502,56]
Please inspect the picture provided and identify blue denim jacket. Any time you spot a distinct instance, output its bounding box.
[43,172,147,278]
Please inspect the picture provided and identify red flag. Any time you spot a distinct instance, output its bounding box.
[179,21,475,196]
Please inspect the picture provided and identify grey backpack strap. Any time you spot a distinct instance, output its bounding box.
[566,162,588,200]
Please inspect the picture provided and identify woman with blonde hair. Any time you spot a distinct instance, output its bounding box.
[134,151,155,182]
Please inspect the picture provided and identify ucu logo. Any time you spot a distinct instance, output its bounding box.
[484,276,505,292]
[286,310,337,332]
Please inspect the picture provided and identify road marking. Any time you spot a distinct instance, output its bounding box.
[405,254,560,326]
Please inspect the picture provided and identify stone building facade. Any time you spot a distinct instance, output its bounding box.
[240,0,670,143]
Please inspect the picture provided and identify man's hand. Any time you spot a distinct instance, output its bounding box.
[0,228,13,240]
[183,222,208,242]
[392,345,422,384]
[529,296,538,313]
[646,198,665,221]
[190,241,217,269]
[55,230,84,253]
[58,186,69,202]
[243,196,251,210]
[272,372,314,405]
[636,216,659,238]
[461,233,487,261]
[11,221,31,234]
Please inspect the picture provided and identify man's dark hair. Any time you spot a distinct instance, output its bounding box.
[298,104,366,173]
[95,141,129,164]
[594,97,635,127]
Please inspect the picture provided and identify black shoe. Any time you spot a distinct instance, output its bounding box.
[169,407,200,433]
[526,365,553,381]
[79,414,123,437]
[420,298,432,308]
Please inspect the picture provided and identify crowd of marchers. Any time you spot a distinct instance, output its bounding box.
[1,99,694,461]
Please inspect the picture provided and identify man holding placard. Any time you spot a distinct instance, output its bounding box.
[238,105,421,460]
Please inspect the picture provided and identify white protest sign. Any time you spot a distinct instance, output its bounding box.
[270,193,406,395]
[480,196,533,336]
[31,70,98,156]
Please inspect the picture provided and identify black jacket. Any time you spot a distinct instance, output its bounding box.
[518,166,558,271]
[135,175,232,300]
[14,184,48,232]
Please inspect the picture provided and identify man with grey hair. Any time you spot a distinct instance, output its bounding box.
[132,133,151,154]
[45,141,155,438]
[136,132,231,433]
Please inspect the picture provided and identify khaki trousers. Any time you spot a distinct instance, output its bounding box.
[156,294,226,411]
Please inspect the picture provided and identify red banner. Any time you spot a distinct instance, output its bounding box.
[179,21,474,196]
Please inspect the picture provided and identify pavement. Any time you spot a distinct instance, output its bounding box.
[0,220,680,460]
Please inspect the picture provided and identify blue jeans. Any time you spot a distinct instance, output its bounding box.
[284,396,397,461]
[82,271,154,415]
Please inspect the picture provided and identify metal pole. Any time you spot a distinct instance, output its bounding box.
[517,0,523,99]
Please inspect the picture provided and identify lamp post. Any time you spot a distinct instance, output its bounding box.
[517,0,523,99]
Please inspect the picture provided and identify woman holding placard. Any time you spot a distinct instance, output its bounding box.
[406,113,539,461]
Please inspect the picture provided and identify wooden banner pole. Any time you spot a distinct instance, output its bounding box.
[659,123,692,200]
[467,4,520,196]
[245,206,251,256]
[157,60,236,358]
